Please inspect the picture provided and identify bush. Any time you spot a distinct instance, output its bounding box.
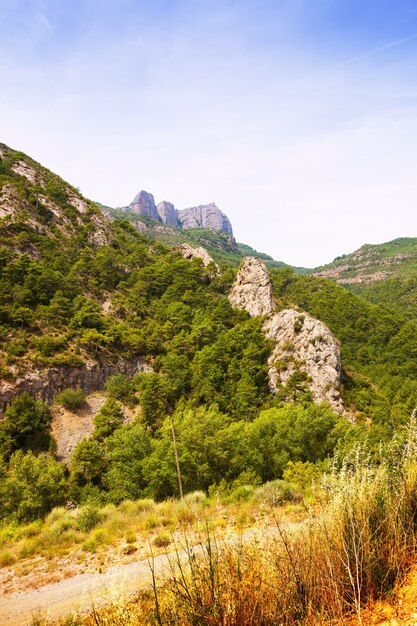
[76,505,102,532]
[55,388,86,411]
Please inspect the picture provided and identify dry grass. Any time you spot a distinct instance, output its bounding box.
[52,421,417,626]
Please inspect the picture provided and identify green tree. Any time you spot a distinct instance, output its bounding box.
[0,392,52,459]
[0,450,67,522]
[104,422,152,502]
[93,398,125,440]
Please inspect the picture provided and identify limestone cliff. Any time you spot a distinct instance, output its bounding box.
[228,257,344,413]
[228,257,275,317]
[263,309,343,413]
[157,200,178,227]
[117,192,234,237]
[176,243,220,272]
[128,190,159,221]
[178,203,233,236]
[0,358,152,418]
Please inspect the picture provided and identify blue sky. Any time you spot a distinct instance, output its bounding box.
[2,0,417,266]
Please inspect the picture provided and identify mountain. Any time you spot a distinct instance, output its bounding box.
[104,194,307,272]
[3,141,417,521]
[312,237,417,316]
[117,190,233,236]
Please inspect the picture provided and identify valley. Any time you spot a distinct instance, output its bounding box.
[1,142,417,624]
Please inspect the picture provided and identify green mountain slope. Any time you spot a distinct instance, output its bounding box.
[313,237,417,315]
[1,142,417,520]
[104,206,309,272]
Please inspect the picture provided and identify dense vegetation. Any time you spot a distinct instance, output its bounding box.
[65,422,417,626]
[1,142,417,531]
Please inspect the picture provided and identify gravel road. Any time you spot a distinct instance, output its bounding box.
[0,548,181,626]
[0,526,284,625]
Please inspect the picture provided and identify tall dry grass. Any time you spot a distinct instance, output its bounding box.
[62,418,417,626]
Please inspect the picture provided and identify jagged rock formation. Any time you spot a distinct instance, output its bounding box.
[176,243,220,272]
[178,203,233,236]
[119,192,234,236]
[228,257,275,317]
[263,309,344,413]
[128,190,159,220]
[228,257,344,413]
[157,201,178,227]
[0,358,152,418]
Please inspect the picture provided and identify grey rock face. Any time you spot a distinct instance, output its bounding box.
[129,190,159,220]
[0,358,152,418]
[157,201,178,226]
[228,256,344,413]
[176,243,220,273]
[228,257,275,317]
[263,309,344,413]
[178,203,233,235]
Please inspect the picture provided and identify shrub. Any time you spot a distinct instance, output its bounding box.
[153,533,171,548]
[76,505,102,532]
[0,550,15,568]
[55,388,86,411]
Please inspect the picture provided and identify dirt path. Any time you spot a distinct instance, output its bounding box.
[0,529,267,626]
[0,545,187,626]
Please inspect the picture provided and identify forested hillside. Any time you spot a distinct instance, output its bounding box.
[0,143,417,524]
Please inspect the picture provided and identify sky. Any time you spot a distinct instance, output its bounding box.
[1,1,417,266]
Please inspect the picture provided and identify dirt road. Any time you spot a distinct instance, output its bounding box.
[0,547,179,626]
[0,525,285,625]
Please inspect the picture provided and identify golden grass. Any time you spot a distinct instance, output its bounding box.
[48,424,417,626]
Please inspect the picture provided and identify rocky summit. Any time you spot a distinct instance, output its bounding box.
[118,192,234,236]
[177,203,233,236]
[157,200,178,227]
[128,190,159,220]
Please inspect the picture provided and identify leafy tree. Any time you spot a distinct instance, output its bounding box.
[104,422,152,502]
[0,450,67,522]
[70,438,107,487]
[55,388,87,411]
[93,398,125,440]
[0,392,52,459]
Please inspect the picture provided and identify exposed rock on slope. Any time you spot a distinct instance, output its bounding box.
[178,203,233,236]
[0,143,113,246]
[229,257,344,413]
[0,358,152,418]
[263,309,343,413]
[176,243,220,272]
[228,256,275,317]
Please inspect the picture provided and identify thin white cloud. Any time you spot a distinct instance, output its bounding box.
[1,2,417,266]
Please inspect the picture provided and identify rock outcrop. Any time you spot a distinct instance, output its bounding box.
[228,257,275,317]
[178,203,233,236]
[263,309,343,413]
[176,243,220,272]
[157,201,178,227]
[117,190,234,236]
[228,257,344,413]
[128,190,159,220]
[0,357,153,418]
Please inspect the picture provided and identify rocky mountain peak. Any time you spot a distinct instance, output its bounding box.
[129,190,159,221]
[157,200,178,227]
[119,191,234,237]
[228,257,275,317]
[178,203,233,236]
